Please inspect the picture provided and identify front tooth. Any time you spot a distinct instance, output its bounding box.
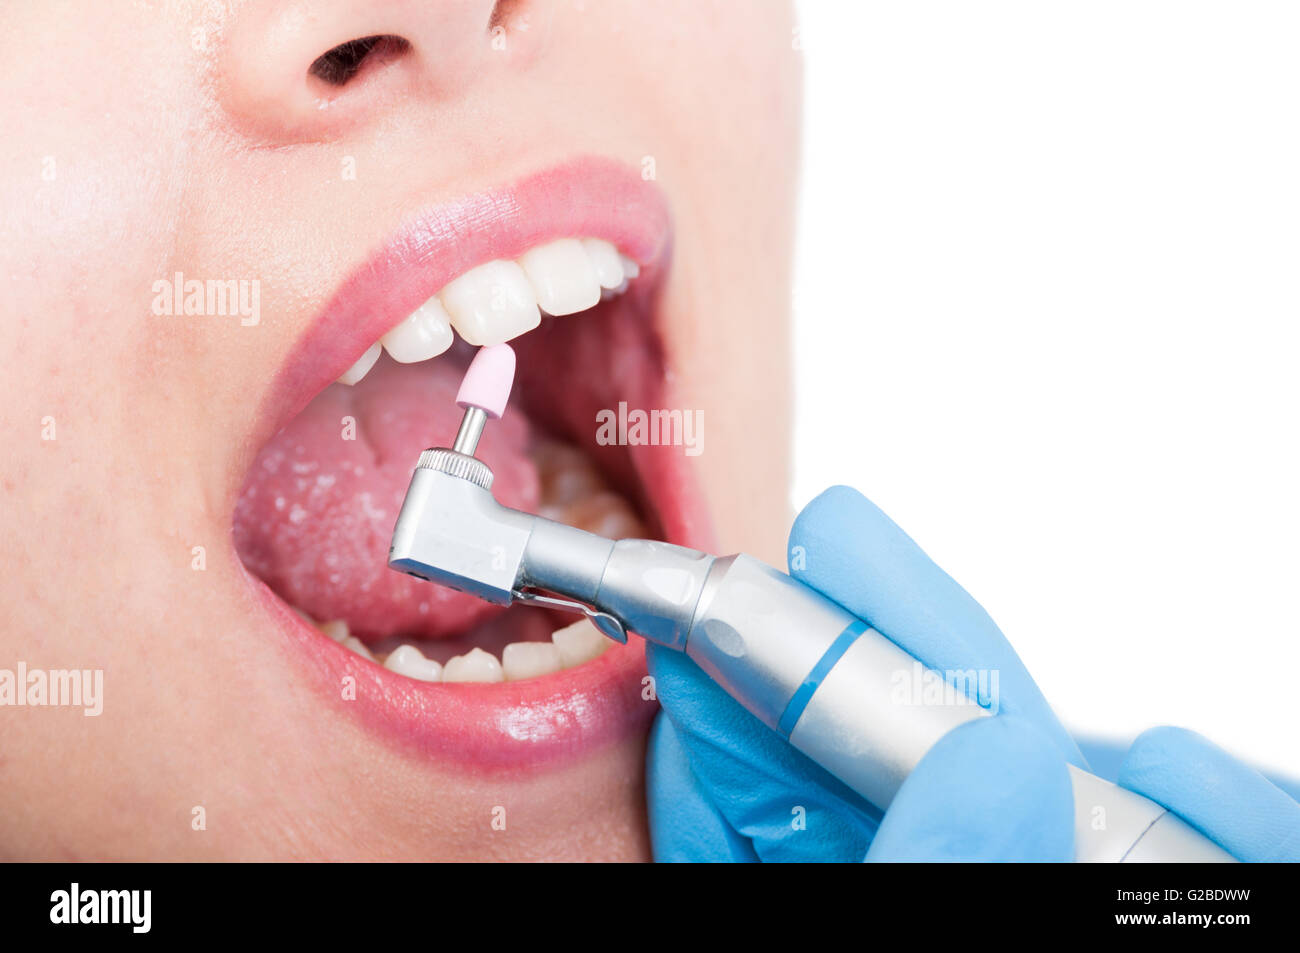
[442,647,504,683]
[600,278,629,301]
[502,641,563,681]
[551,618,609,668]
[337,341,382,386]
[519,239,601,315]
[439,260,540,346]
[380,296,455,363]
[580,238,626,289]
[342,635,374,661]
[383,644,443,682]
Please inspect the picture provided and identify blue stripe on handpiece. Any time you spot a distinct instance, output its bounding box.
[776,619,868,737]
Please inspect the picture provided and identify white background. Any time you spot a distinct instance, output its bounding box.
[792,2,1299,776]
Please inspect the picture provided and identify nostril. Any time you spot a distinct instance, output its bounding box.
[308,34,410,87]
[488,1,527,31]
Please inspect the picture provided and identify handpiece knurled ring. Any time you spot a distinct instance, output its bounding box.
[417,448,494,490]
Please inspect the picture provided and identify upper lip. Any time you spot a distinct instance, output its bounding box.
[250,155,672,461]
[237,156,700,771]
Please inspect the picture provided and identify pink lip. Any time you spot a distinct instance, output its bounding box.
[240,157,712,773]
[251,582,659,771]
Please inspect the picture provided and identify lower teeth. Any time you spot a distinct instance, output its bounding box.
[500,641,562,680]
[551,617,608,667]
[384,644,443,682]
[341,636,375,661]
[442,646,504,683]
[307,614,611,684]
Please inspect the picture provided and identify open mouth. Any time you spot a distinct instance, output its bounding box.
[231,158,710,770]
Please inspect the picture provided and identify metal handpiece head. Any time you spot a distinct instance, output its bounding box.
[386,448,698,647]
[387,344,701,645]
[387,455,536,605]
[387,448,627,637]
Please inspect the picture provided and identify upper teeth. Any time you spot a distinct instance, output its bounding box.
[338,237,639,385]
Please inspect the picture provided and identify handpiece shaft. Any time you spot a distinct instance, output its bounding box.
[577,543,1235,863]
[451,407,487,456]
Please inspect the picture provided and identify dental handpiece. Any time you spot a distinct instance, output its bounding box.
[388,346,1234,863]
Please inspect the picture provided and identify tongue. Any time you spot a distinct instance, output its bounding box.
[233,355,538,640]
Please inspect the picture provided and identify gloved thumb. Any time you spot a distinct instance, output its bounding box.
[866,716,1075,862]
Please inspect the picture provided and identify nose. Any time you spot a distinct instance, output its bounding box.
[216,0,536,140]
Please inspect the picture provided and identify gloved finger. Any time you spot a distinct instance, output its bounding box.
[647,643,880,862]
[867,716,1075,862]
[1119,726,1300,862]
[646,712,758,862]
[789,485,1083,767]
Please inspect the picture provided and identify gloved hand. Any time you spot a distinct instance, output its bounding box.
[646,485,1300,861]
[1116,727,1300,862]
[646,484,1084,861]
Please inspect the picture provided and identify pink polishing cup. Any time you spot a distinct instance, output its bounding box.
[455,343,516,419]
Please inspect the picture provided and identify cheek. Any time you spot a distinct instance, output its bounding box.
[1,4,202,391]
[0,6,210,663]
[599,5,798,560]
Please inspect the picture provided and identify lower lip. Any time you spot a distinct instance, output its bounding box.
[248,572,658,771]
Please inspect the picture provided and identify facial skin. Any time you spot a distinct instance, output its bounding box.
[0,1,799,860]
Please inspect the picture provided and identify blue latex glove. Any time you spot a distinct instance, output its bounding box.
[646,486,1300,861]
[647,484,1084,861]
[1117,727,1300,862]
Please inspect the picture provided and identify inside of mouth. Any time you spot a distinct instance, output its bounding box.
[233,289,663,682]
